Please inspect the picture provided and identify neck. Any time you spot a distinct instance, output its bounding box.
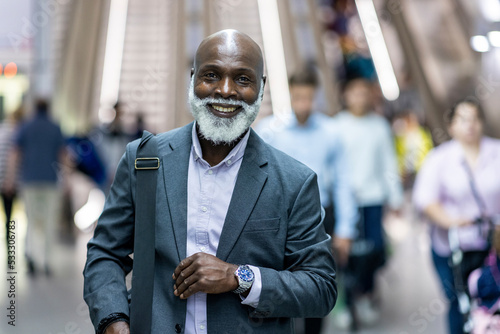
[460,139,481,153]
[295,113,311,126]
[349,108,367,117]
[197,127,246,166]
[459,138,481,167]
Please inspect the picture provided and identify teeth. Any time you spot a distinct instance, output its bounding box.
[212,105,237,113]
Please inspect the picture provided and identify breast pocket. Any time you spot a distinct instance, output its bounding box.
[243,217,280,233]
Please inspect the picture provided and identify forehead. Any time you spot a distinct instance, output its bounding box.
[290,85,316,93]
[454,103,481,119]
[195,35,262,74]
[348,82,371,92]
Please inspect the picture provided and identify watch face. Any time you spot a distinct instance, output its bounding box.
[239,266,254,282]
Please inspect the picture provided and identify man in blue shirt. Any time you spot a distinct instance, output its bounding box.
[255,67,357,334]
[4,100,66,276]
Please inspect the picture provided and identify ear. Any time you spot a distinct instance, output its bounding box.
[260,76,267,101]
[191,68,195,77]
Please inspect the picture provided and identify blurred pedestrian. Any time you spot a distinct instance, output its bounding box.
[413,98,500,334]
[0,106,24,259]
[92,102,133,193]
[331,78,404,328]
[255,67,357,334]
[392,110,433,189]
[4,99,67,276]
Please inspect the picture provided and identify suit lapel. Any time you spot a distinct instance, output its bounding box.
[216,130,268,261]
[160,124,192,262]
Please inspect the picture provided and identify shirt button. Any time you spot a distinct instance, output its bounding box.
[201,206,207,212]
[200,246,206,252]
[208,170,213,175]
[200,324,205,330]
[227,159,232,165]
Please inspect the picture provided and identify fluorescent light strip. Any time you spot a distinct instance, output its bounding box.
[257,0,291,121]
[488,31,500,47]
[99,0,129,115]
[471,35,490,52]
[479,0,500,22]
[355,0,400,101]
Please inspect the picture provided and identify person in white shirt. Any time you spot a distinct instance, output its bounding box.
[331,78,403,326]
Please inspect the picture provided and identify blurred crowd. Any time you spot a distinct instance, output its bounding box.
[257,63,500,334]
[0,99,144,277]
[256,65,435,333]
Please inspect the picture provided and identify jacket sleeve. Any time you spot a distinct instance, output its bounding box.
[251,173,337,318]
[83,142,136,331]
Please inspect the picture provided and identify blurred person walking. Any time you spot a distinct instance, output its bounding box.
[0,106,23,259]
[413,99,500,334]
[331,78,404,328]
[255,67,357,334]
[392,110,433,189]
[4,100,67,276]
[92,102,136,193]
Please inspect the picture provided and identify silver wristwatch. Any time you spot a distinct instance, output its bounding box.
[233,265,255,294]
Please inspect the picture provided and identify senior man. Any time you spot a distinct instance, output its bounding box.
[84,29,337,334]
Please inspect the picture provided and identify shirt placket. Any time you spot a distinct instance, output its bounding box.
[194,164,216,333]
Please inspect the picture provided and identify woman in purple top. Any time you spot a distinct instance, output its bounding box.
[413,98,500,334]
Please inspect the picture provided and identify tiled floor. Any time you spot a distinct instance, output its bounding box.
[0,201,446,334]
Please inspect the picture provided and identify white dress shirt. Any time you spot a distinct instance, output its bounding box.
[184,123,262,334]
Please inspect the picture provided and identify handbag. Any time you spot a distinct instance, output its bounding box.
[130,131,159,334]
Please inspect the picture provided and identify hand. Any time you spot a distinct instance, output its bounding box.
[104,321,130,334]
[450,217,473,228]
[172,253,238,299]
[333,237,351,267]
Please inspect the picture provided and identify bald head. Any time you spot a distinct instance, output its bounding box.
[194,29,264,80]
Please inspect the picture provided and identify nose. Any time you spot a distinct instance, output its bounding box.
[215,77,237,99]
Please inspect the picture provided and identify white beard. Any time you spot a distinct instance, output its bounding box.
[188,77,264,145]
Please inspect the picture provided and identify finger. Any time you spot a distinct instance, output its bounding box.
[174,264,197,289]
[175,273,199,297]
[173,256,195,280]
[179,281,201,299]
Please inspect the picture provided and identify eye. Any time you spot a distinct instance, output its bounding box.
[237,76,251,84]
[203,72,218,80]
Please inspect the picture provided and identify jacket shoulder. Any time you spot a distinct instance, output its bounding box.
[126,123,192,157]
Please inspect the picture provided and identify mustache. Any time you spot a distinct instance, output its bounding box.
[197,97,248,108]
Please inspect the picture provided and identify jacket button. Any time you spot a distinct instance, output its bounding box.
[175,323,182,333]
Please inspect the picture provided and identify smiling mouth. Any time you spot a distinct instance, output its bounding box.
[210,104,240,113]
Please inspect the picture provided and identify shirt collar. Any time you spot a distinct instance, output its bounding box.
[288,111,320,129]
[452,136,490,169]
[191,122,251,167]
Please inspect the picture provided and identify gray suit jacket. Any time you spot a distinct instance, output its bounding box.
[84,122,337,333]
